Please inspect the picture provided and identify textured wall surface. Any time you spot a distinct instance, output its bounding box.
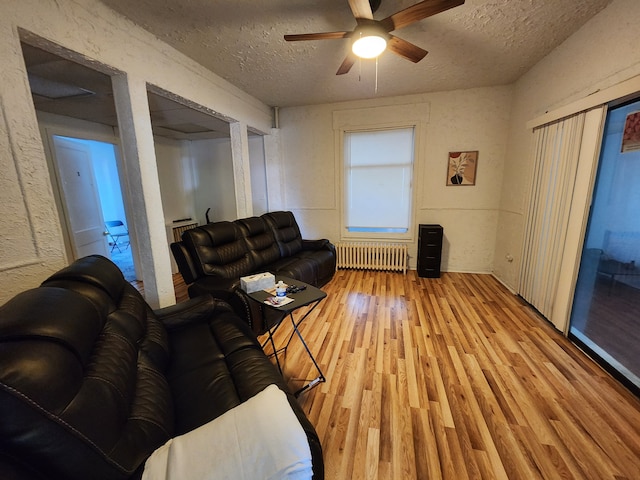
[0,0,271,306]
[0,27,67,299]
[493,0,640,291]
[279,85,512,273]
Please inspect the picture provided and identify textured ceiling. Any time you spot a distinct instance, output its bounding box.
[98,0,614,107]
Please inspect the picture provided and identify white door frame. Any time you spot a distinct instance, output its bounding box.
[40,123,138,275]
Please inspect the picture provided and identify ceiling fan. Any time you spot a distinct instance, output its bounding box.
[284,0,465,75]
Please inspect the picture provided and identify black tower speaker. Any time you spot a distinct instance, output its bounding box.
[417,224,443,278]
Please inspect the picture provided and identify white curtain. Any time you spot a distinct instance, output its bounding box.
[519,112,586,319]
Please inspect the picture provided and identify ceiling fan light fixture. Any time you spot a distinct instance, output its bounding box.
[284,0,465,75]
[351,26,387,59]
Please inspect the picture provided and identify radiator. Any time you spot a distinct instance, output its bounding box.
[171,221,198,242]
[336,242,408,274]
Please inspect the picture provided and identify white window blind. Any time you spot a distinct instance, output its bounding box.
[344,128,414,234]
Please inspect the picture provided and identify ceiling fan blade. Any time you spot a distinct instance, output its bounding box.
[348,0,374,20]
[284,32,350,41]
[387,35,428,63]
[380,0,465,31]
[336,53,357,75]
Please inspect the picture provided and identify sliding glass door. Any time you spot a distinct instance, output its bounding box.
[569,99,640,395]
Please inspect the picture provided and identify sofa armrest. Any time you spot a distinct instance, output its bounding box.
[226,288,274,336]
[170,242,199,284]
[302,238,331,251]
[187,276,240,300]
[154,295,233,331]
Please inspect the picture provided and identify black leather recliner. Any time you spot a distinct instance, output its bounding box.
[171,211,336,334]
[0,255,323,480]
[262,211,336,286]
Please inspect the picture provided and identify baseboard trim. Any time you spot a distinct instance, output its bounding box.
[490,273,518,295]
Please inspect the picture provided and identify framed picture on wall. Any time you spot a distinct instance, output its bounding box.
[621,111,640,152]
[447,151,478,186]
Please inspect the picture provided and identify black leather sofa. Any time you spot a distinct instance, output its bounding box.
[0,255,323,480]
[171,211,336,334]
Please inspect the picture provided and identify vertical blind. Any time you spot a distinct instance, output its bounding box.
[519,112,586,319]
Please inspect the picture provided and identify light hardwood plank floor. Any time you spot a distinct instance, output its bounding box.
[156,269,640,479]
[262,269,640,480]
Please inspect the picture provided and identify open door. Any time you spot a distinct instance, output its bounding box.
[51,136,110,258]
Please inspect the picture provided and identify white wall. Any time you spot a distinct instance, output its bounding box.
[249,135,268,216]
[154,135,197,274]
[189,138,237,224]
[90,141,125,226]
[278,86,512,272]
[0,0,271,306]
[493,0,640,291]
[155,136,195,224]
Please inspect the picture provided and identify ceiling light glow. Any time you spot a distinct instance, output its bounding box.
[352,26,387,59]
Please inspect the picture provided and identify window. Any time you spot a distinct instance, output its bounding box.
[344,127,415,238]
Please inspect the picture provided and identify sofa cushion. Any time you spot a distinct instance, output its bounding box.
[164,308,288,435]
[263,211,304,257]
[42,257,171,372]
[267,255,319,286]
[0,286,174,480]
[182,222,254,279]
[296,249,337,287]
[235,216,281,269]
[44,254,126,308]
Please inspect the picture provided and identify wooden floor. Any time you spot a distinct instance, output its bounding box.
[162,270,640,479]
[579,276,640,379]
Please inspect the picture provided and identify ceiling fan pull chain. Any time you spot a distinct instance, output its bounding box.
[375,57,379,94]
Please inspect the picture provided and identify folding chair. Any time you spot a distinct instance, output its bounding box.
[104,220,130,253]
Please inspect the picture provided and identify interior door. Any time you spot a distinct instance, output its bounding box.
[52,136,109,258]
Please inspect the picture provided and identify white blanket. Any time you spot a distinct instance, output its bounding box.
[142,385,313,480]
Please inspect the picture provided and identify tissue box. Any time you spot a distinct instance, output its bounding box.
[240,272,275,293]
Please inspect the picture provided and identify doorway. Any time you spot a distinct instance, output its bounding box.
[569,98,640,395]
[51,135,135,281]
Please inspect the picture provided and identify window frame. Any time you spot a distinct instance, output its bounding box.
[333,104,428,244]
[342,126,416,240]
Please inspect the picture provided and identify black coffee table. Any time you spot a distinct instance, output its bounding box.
[247,276,326,397]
